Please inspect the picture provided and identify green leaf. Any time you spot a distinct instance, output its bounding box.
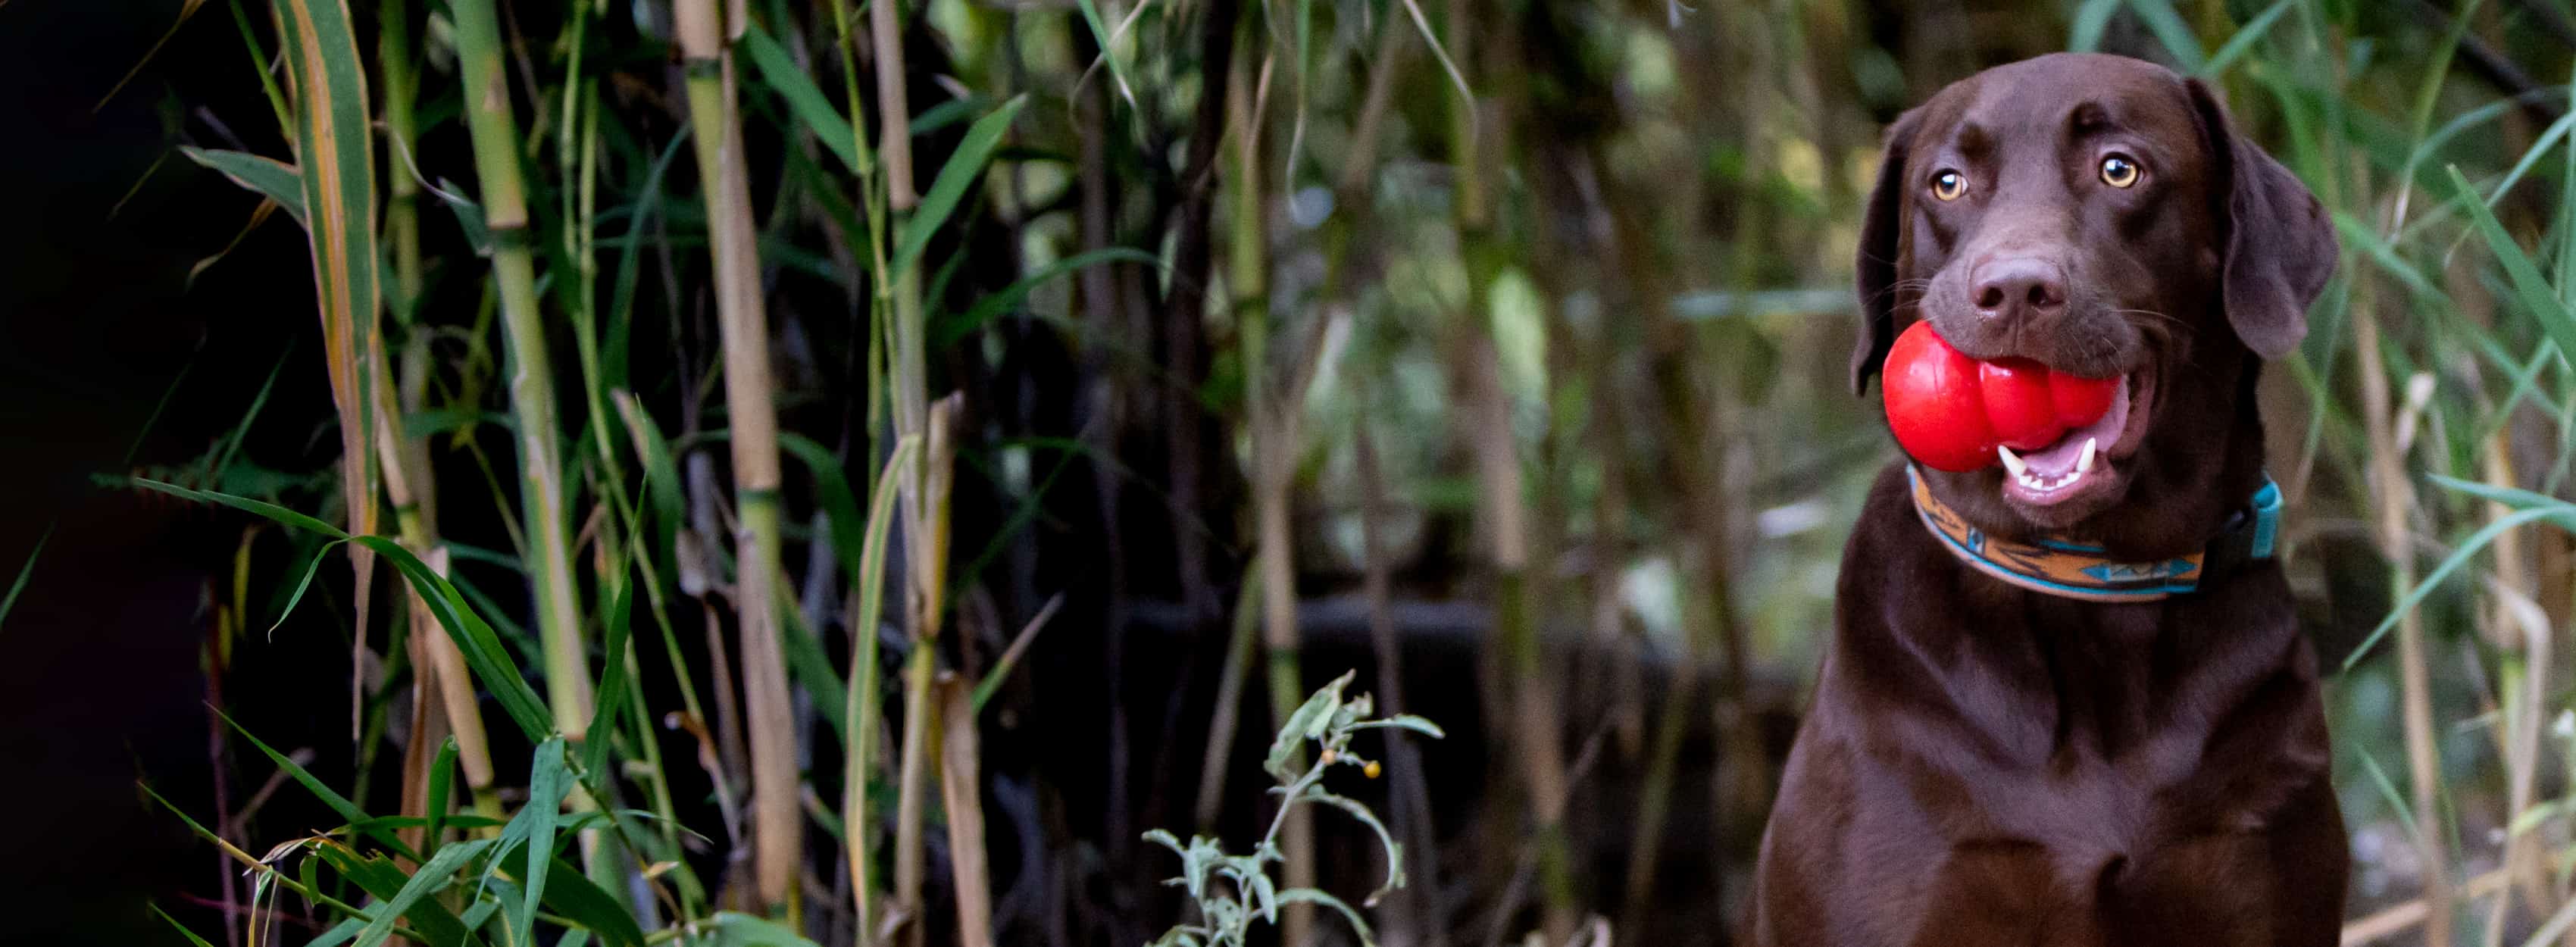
[352,535,554,741]
[498,736,571,947]
[700,911,827,947]
[211,706,417,862]
[308,841,481,947]
[2126,0,2205,74]
[1265,671,1353,780]
[2069,0,2121,52]
[1277,888,1377,947]
[930,247,1165,349]
[893,95,1027,278]
[349,839,493,947]
[583,583,634,776]
[742,24,864,176]
[2343,502,2576,671]
[302,917,364,947]
[2449,165,2576,361]
[2197,0,2293,77]
[152,902,219,947]
[1354,714,1447,739]
[129,477,349,538]
[1074,0,1137,112]
[180,146,308,223]
[1305,789,1405,899]
[424,736,458,858]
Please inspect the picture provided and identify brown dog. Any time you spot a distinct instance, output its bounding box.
[1751,54,2343,945]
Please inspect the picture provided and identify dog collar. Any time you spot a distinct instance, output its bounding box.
[1905,465,2281,602]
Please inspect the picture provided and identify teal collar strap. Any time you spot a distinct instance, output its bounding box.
[1905,465,2282,602]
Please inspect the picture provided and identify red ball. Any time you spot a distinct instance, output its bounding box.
[2049,369,2118,430]
[1978,358,2068,451]
[1882,321,1998,473]
[1881,321,2126,472]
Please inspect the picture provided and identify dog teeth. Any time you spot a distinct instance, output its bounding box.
[1998,445,2028,479]
[2077,437,2098,474]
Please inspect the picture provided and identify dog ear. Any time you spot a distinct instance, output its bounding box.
[2186,78,2336,360]
[1850,108,1921,395]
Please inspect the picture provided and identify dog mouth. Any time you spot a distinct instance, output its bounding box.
[1996,364,2157,509]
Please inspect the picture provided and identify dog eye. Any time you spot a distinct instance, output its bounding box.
[1930,170,1967,201]
[2099,155,2141,188]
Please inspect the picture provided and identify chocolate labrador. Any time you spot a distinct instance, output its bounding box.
[1751,54,2343,945]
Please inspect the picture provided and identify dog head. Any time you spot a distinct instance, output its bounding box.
[1849,53,2334,552]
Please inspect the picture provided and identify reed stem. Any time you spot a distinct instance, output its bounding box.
[677,0,799,913]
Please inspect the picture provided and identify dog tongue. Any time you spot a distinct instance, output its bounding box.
[2018,378,2128,478]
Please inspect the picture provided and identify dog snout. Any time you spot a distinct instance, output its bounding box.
[1968,256,2068,323]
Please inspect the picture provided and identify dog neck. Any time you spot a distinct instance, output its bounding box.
[1905,465,2280,602]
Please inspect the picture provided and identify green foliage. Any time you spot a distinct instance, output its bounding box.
[1146,671,1444,947]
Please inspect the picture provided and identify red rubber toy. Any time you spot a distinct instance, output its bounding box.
[1880,321,2119,472]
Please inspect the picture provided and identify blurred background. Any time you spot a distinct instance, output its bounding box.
[5,0,2574,945]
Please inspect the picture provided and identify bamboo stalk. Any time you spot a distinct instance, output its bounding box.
[2356,281,2450,947]
[377,0,498,830]
[677,0,799,914]
[936,675,993,947]
[1230,33,1321,947]
[1443,0,1575,938]
[890,398,958,947]
[447,0,592,738]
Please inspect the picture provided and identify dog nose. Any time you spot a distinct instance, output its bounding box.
[1969,257,2068,320]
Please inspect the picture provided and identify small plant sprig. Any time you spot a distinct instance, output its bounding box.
[1145,671,1444,947]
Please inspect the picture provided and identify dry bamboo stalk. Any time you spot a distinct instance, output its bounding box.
[870,0,914,211]
[891,397,960,947]
[677,0,799,911]
[2355,289,2449,947]
[2481,433,2556,932]
[936,675,993,947]
[2343,868,2511,945]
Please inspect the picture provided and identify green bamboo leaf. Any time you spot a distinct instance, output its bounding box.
[180,146,308,223]
[2069,0,2121,52]
[302,917,364,947]
[2449,166,2576,361]
[350,535,554,740]
[272,0,385,652]
[702,911,827,947]
[152,903,219,947]
[2343,502,2576,671]
[349,839,493,947]
[893,95,1027,278]
[777,433,871,582]
[1074,0,1138,112]
[2198,0,2292,77]
[210,706,417,862]
[583,583,634,776]
[498,736,571,947]
[308,842,480,946]
[742,25,864,176]
[931,247,1166,348]
[423,736,458,858]
[2126,0,2205,73]
[497,850,646,947]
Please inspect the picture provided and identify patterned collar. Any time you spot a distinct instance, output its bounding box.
[1905,465,2281,602]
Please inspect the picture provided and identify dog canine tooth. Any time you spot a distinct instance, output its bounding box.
[2077,437,2098,474]
[1998,445,2028,479]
